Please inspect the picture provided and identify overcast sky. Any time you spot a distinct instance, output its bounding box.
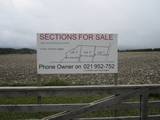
[0,0,160,49]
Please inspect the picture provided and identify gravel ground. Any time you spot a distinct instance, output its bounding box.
[0,52,160,86]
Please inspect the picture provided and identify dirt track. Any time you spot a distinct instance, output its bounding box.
[0,52,160,86]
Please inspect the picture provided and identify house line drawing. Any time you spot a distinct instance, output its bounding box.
[60,44,111,63]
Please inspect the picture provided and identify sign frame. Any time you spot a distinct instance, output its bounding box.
[37,33,118,74]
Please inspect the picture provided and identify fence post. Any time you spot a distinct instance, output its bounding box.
[114,73,118,85]
[114,73,118,119]
[37,74,42,104]
[140,90,149,120]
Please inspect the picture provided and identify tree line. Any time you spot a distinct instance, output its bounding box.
[0,48,36,54]
[119,48,160,52]
[0,48,159,54]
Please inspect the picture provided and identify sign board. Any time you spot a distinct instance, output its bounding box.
[37,33,118,74]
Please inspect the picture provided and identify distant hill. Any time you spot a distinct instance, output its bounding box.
[0,48,36,54]
[0,48,159,54]
[119,48,160,52]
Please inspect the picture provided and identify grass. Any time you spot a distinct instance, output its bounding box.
[0,95,106,120]
[84,109,140,117]
[0,112,56,120]
[42,79,69,86]
[0,79,70,87]
[150,94,160,100]
[0,95,106,104]
[0,94,159,120]
[1,108,160,120]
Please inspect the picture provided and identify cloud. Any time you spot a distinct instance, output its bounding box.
[0,0,160,49]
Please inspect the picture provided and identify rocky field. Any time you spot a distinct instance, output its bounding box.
[0,52,160,86]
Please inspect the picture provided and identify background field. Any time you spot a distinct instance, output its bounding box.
[0,52,160,86]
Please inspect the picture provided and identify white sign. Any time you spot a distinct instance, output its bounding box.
[37,33,118,74]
